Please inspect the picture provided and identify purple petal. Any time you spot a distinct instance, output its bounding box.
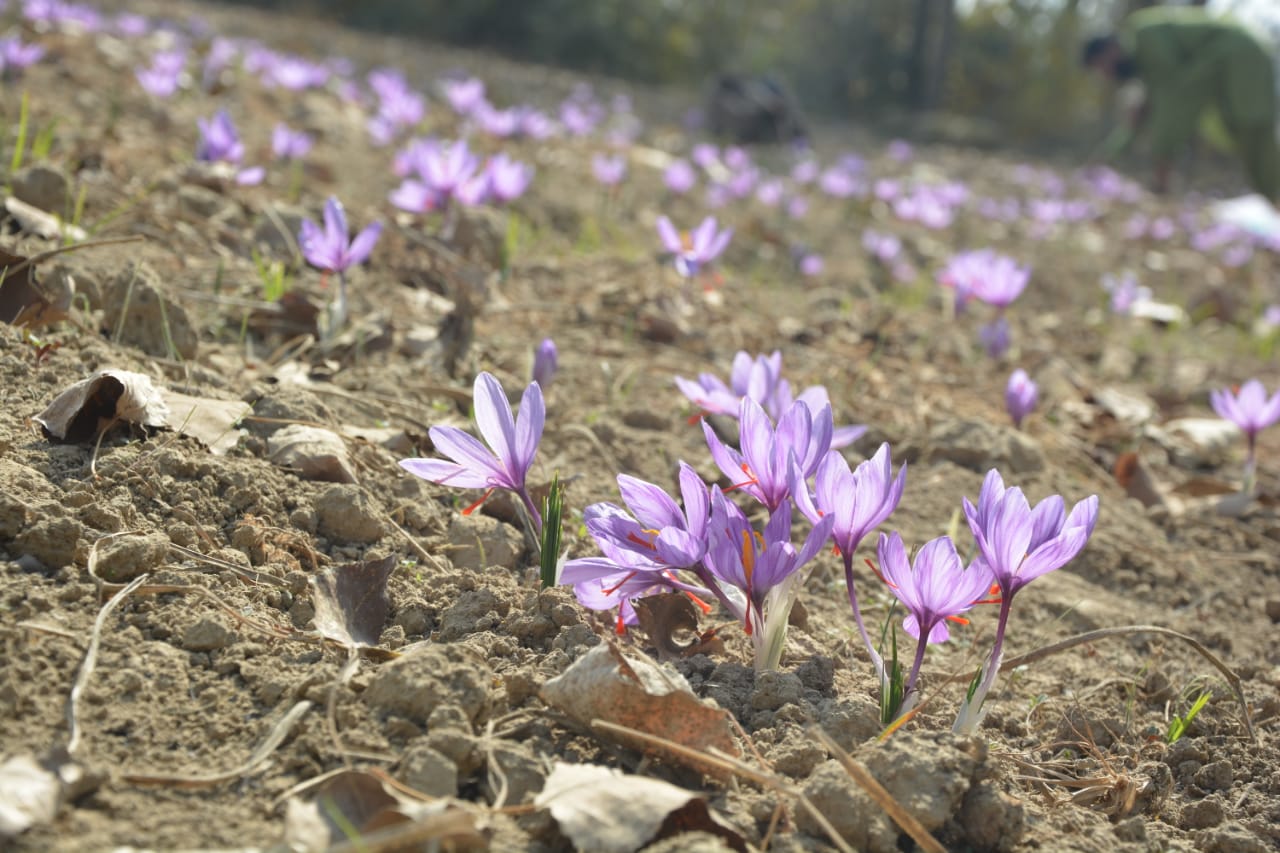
[428,424,505,484]
[472,372,519,477]
[399,457,491,489]
[617,474,683,529]
[656,216,682,254]
[513,380,545,481]
[346,222,383,267]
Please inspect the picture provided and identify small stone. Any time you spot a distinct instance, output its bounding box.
[364,645,492,725]
[1264,600,1280,623]
[750,670,803,711]
[1194,760,1234,792]
[1113,816,1146,843]
[315,484,384,544]
[1180,797,1224,829]
[397,744,458,798]
[182,617,236,651]
[11,164,70,213]
[480,741,545,805]
[91,531,170,582]
[103,262,199,359]
[446,512,522,571]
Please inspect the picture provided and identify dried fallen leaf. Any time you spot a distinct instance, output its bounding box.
[34,369,170,443]
[283,769,483,853]
[0,246,71,328]
[534,762,746,853]
[632,593,724,662]
[4,196,87,242]
[540,642,741,779]
[159,390,249,456]
[268,424,358,483]
[310,555,397,648]
[0,755,60,838]
[1112,452,1165,509]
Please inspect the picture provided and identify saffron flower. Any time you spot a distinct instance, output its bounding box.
[663,159,697,194]
[1005,369,1037,428]
[979,317,1011,360]
[1210,379,1280,492]
[703,494,834,671]
[399,372,545,528]
[791,443,906,679]
[955,470,1098,734]
[483,153,534,204]
[591,153,627,186]
[135,51,184,98]
[1101,273,1151,316]
[703,397,832,511]
[877,532,993,705]
[271,123,313,160]
[298,196,383,331]
[0,36,45,77]
[532,338,558,388]
[939,249,1029,312]
[675,351,866,448]
[442,76,485,116]
[195,110,263,185]
[656,215,733,278]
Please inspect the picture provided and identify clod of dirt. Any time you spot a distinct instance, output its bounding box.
[925,419,1045,473]
[438,587,509,641]
[182,616,237,651]
[91,531,170,582]
[397,744,458,798]
[534,762,746,853]
[446,512,523,572]
[481,741,546,805]
[798,760,899,852]
[103,262,199,359]
[750,670,804,711]
[10,164,70,214]
[315,484,384,544]
[1180,797,1225,829]
[14,514,85,570]
[176,184,236,222]
[363,644,493,725]
[958,780,1026,852]
[268,424,358,483]
[540,642,741,779]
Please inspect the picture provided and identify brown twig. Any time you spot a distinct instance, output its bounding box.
[810,727,947,853]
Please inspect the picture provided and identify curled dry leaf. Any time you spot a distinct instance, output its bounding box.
[540,642,740,780]
[0,246,72,328]
[534,762,746,853]
[1112,452,1165,509]
[4,196,87,242]
[34,369,169,443]
[632,593,725,662]
[33,371,249,454]
[283,769,483,853]
[310,554,397,648]
[268,424,358,483]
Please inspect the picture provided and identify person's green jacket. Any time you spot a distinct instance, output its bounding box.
[1122,7,1276,162]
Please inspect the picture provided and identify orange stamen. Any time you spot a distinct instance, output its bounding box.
[626,530,658,551]
[461,488,494,515]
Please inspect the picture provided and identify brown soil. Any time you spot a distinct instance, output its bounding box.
[3,2,1280,851]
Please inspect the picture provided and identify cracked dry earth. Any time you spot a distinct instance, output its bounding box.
[3,1,1280,851]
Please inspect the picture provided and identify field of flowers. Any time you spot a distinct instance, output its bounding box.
[2,1,1280,851]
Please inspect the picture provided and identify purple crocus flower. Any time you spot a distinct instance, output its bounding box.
[703,493,834,671]
[591,153,627,187]
[799,254,824,277]
[398,139,479,210]
[1211,379,1280,492]
[862,229,902,265]
[955,470,1098,733]
[938,249,1029,312]
[483,153,533,204]
[1101,273,1150,316]
[298,196,383,331]
[877,532,993,706]
[791,443,905,680]
[664,159,696,194]
[399,372,545,528]
[1005,369,1037,428]
[532,337,558,388]
[703,396,832,510]
[979,317,1011,360]
[196,110,245,165]
[136,56,184,98]
[656,215,733,278]
[442,76,485,116]
[675,351,866,449]
[0,36,45,76]
[271,122,313,160]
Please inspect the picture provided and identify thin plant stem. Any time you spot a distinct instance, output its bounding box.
[903,632,929,698]
[844,551,885,681]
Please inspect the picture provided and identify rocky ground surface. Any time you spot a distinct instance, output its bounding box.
[2,1,1280,851]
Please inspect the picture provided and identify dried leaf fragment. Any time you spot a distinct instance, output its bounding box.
[159,390,250,456]
[0,755,60,838]
[0,245,71,328]
[633,593,724,661]
[268,424,358,483]
[534,762,746,853]
[540,642,740,779]
[310,554,397,648]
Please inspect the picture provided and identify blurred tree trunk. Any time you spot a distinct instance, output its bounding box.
[907,0,956,110]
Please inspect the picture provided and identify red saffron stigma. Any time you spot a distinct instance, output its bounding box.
[946,615,970,625]
[614,613,627,635]
[602,571,639,596]
[462,488,495,515]
[684,591,713,614]
[865,558,888,585]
